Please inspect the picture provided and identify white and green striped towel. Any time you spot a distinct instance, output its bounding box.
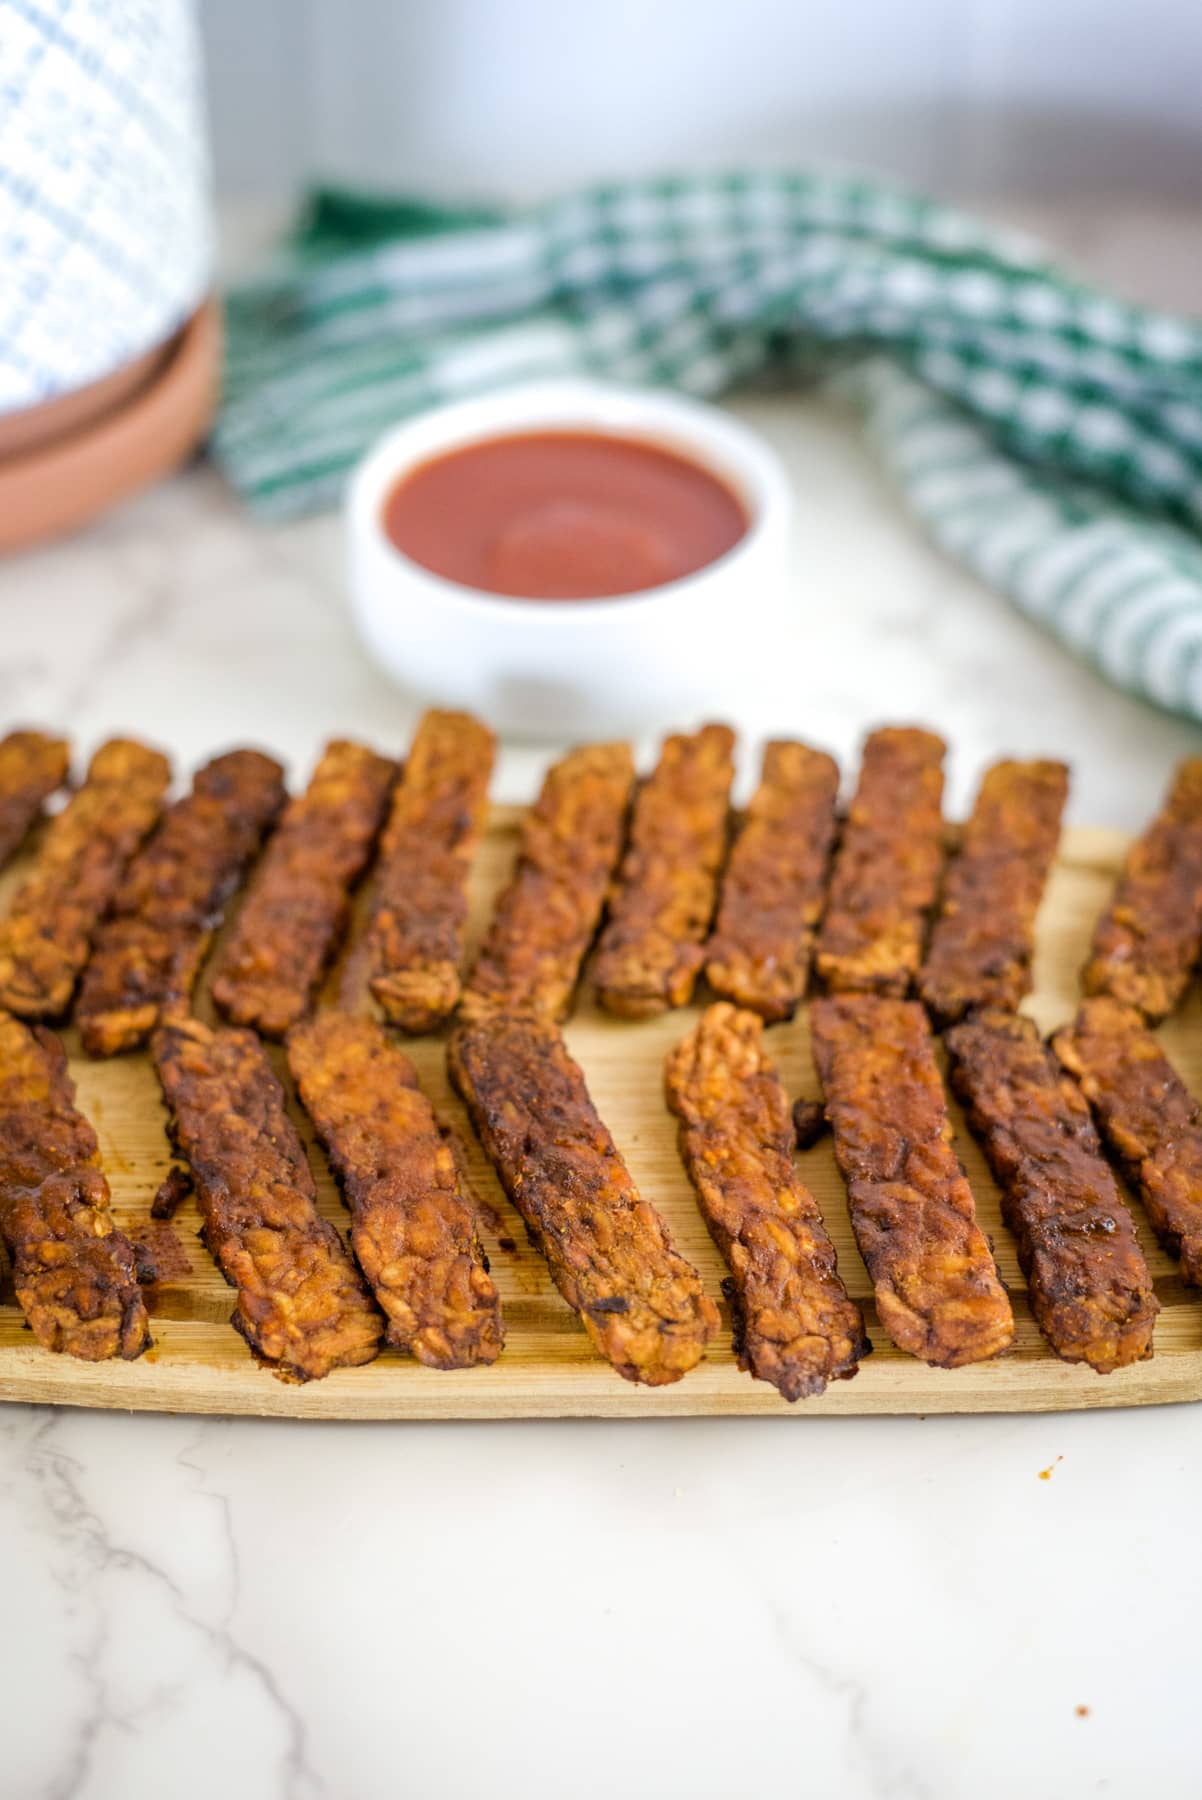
[216,174,1202,725]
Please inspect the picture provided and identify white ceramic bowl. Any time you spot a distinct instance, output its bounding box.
[345,379,793,738]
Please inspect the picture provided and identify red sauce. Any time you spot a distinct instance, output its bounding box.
[381,430,748,600]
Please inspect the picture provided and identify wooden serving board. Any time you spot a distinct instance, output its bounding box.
[2,810,1201,1420]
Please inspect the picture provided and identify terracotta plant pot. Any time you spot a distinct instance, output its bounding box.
[0,299,221,554]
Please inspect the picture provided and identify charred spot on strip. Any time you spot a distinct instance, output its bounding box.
[791,1098,829,1151]
[151,1165,193,1220]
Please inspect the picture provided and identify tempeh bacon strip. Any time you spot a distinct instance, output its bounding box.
[0,737,170,1019]
[153,1017,382,1381]
[946,1009,1157,1372]
[460,740,634,1022]
[449,1011,719,1385]
[705,739,839,1022]
[211,739,395,1037]
[76,748,286,1055]
[1081,757,1202,1022]
[1054,997,1202,1287]
[342,709,495,1033]
[809,994,1014,1367]
[918,758,1068,1026]
[0,730,70,870]
[593,722,735,1017]
[814,726,946,996]
[665,1002,868,1400]
[0,1011,149,1360]
[287,1012,503,1367]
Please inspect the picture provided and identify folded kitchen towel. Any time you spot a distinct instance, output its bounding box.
[216,175,1202,725]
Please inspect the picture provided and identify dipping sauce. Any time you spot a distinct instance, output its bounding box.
[381,430,749,600]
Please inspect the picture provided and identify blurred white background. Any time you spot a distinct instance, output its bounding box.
[200,0,1202,205]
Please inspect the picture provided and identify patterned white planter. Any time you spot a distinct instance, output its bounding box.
[0,0,213,416]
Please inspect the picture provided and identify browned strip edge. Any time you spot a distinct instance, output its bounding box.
[1053,996,1202,1287]
[593,722,735,1017]
[664,1002,867,1400]
[448,1011,718,1385]
[946,1008,1158,1372]
[814,726,946,996]
[705,739,839,1022]
[809,993,1014,1367]
[287,1012,503,1367]
[460,740,635,1022]
[0,738,171,1019]
[0,730,70,870]
[76,749,286,1055]
[152,1017,382,1382]
[0,1011,149,1360]
[211,739,396,1037]
[1081,756,1202,1022]
[344,709,496,1034]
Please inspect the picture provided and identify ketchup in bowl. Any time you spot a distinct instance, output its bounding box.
[381,430,748,601]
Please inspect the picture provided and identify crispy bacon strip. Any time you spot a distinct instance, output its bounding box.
[1082,757,1202,1022]
[593,723,735,1017]
[0,730,70,869]
[449,1012,719,1385]
[946,1009,1157,1372]
[211,740,395,1037]
[461,741,634,1022]
[664,1003,867,1400]
[0,738,170,1019]
[287,1013,503,1367]
[814,727,946,996]
[1054,997,1202,1287]
[76,749,286,1055]
[343,709,495,1033]
[919,759,1068,1026]
[809,994,1014,1367]
[705,739,839,1022]
[153,1017,382,1381]
[0,1012,148,1359]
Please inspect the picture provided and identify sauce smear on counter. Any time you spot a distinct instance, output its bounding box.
[382,431,748,600]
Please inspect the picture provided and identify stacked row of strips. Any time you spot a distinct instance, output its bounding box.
[11,716,1187,1047]
[432,741,1202,1388]
[6,712,1202,1398]
[0,712,869,1392]
[0,716,504,1378]
[800,750,1202,1377]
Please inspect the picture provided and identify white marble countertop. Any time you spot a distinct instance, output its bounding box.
[3,203,1202,1800]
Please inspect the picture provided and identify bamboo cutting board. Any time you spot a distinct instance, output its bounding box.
[2,810,1201,1420]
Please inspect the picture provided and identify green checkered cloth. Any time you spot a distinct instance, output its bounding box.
[217,174,1202,724]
